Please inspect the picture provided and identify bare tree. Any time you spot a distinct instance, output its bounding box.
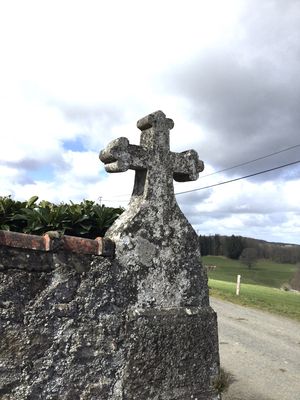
[239,248,258,269]
[290,265,300,291]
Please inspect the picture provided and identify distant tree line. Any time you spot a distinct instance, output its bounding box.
[199,234,300,264]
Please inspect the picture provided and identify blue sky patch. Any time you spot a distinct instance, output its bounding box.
[63,137,85,152]
[30,165,55,182]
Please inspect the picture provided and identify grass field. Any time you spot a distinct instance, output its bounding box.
[203,256,300,321]
[203,255,298,288]
[209,279,300,321]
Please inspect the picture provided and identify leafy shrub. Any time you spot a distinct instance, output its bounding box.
[0,196,123,238]
[0,196,38,232]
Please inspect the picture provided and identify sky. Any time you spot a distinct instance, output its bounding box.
[1,0,300,244]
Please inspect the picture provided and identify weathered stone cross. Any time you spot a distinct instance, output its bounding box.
[100,110,204,203]
[98,112,220,400]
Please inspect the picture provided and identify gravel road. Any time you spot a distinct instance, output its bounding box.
[210,298,300,400]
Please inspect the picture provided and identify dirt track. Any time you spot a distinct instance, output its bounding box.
[210,298,300,400]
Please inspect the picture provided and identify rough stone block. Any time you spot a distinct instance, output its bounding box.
[123,307,220,400]
[96,237,115,256]
[0,230,114,257]
[61,235,99,254]
[0,231,48,251]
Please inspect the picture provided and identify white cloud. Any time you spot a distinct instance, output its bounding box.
[0,0,299,244]
[179,177,300,244]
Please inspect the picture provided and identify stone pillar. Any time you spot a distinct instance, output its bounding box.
[100,110,221,399]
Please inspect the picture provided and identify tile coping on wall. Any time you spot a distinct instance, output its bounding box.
[0,230,114,257]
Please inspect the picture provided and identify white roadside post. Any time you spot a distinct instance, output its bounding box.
[236,274,241,296]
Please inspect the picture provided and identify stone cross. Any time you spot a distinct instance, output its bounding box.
[99,111,220,399]
[99,110,208,303]
[100,110,204,203]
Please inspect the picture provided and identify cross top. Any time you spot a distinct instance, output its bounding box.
[99,111,208,311]
[100,110,204,203]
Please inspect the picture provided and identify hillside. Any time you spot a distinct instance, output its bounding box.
[199,234,300,264]
[203,255,297,289]
[204,255,300,321]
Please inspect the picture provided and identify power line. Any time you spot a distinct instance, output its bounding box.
[100,143,300,200]
[175,159,300,196]
[103,159,300,202]
[199,143,300,179]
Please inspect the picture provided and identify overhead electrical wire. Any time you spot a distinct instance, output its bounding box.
[175,159,300,196]
[102,159,300,203]
[198,143,300,179]
[101,143,300,202]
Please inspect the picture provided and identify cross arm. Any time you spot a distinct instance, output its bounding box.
[171,150,204,182]
[99,137,148,173]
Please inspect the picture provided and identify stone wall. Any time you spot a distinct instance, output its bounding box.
[0,232,128,399]
[0,231,220,399]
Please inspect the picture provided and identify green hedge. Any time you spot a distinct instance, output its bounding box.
[0,196,123,238]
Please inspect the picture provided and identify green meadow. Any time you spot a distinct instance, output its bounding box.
[203,256,300,321]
